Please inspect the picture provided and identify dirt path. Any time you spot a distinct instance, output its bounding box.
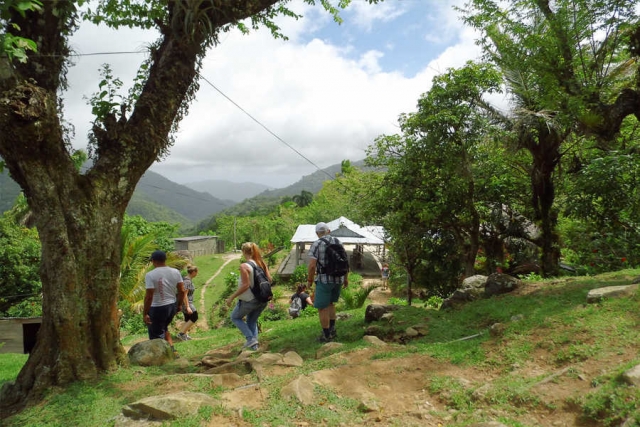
[362,277,392,305]
[197,252,241,330]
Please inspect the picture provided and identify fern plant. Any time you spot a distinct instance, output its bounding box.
[339,283,377,310]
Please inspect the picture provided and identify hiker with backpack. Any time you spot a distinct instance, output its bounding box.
[307,222,349,342]
[226,242,272,351]
[289,283,313,318]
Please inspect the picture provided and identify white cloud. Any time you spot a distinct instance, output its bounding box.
[63,0,480,188]
[347,1,407,32]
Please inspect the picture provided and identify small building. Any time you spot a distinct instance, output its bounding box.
[278,217,387,279]
[173,236,223,258]
[0,317,41,354]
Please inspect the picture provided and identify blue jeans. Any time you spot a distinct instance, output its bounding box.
[230,299,267,342]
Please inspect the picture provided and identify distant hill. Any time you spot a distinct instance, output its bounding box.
[1,168,231,226]
[0,170,21,213]
[193,159,370,232]
[126,192,194,229]
[134,171,231,222]
[182,179,272,203]
[256,163,346,199]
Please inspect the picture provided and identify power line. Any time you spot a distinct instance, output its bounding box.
[61,49,342,187]
[46,49,351,200]
[197,73,338,183]
[44,49,354,187]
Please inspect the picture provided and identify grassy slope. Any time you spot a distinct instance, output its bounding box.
[1,269,639,426]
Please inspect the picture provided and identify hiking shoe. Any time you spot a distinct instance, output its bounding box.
[172,350,180,359]
[317,334,333,343]
[249,343,259,351]
[329,328,337,340]
[243,337,259,348]
[176,332,187,341]
[184,334,193,341]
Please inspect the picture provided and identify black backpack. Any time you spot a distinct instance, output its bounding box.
[248,261,273,303]
[318,237,349,277]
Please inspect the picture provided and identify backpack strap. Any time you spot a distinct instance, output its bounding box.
[317,237,332,273]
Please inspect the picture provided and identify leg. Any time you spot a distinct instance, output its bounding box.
[230,300,255,341]
[314,282,332,340]
[328,283,341,338]
[164,304,177,347]
[180,320,194,334]
[165,330,174,347]
[245,302,267,342]
[318,306,331,329]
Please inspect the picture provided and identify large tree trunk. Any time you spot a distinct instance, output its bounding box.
[0,0,280,415]
[529,129,561,277]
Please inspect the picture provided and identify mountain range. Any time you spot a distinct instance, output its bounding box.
[0,160,364,228]
[183,180,272,203]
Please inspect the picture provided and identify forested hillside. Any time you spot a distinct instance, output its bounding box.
[136,171,231,222]
[0,170,21,213]
[2,169,228,227]
[193,159,374,232]
[125,193,194,230]
[183,179,272,203]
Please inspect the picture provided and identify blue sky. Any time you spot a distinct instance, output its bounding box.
[65,0,482,188]
[306,1,464,77]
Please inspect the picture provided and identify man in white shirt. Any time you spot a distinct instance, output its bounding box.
[143,250,185,355]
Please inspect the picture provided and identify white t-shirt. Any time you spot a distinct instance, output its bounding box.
[145,266,183,307]
[238,262,256,302]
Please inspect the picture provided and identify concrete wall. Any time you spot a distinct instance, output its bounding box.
[0,317,41,354]
[174,237,220,258]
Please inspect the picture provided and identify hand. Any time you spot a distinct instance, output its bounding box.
[143,314,152,325]
[226,297,234,307]
[343,280,349,288]
[186,306,193,315]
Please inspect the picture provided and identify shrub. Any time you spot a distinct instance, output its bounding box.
[5,296,42,318]
[213,272,240,328]
[290,264,308,285]
[261,301,288,321]
[387,297,408,306]
[118,302,147,336]
[339,283,376,310]
[425,295,443,309]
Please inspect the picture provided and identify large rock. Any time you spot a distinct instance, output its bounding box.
[281,376,315,405]
[128,339,174,367]
[622,364,640,387]
[364,304,401,323]
[122,391,218,420]
[363,335,387,346]
[440,275,488,310]
[586,284,638,303]
[484,273,521,297]
[461,275,488,296]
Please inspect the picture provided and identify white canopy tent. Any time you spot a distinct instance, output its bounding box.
[289,217,386,268]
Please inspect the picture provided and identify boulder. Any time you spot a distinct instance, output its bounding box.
[281,376,315,405]
[622,364,640,387]
[586,284,638,303]
[484,273,521,297]
[128,339,174,367]
[365,304,401,323]
[122,391,218,421]
[363,335,387,346]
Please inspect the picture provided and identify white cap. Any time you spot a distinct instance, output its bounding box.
[315,222,329,233]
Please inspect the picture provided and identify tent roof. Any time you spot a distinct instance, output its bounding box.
[290,216,385,245]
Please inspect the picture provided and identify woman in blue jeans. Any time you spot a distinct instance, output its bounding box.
[225,242,271,350]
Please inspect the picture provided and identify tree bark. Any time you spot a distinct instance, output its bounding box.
[529,128,561,277]
[0,0,281,416]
